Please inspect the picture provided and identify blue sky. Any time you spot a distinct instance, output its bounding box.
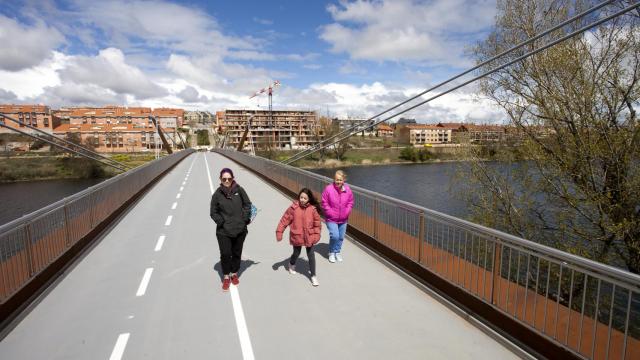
[0,0,506,123]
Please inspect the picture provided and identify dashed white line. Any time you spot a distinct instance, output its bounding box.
[109,333,130,360]
[155,235,166,251]
[136,268,154,297]
[180,186,184,191]
[204,153,255,360]
[176,193,181,199]
[182,181,186,185]
[171,202,177,210]
[165,215,173,226]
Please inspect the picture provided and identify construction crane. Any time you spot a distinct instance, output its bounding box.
[250,80,280,127]
[250,80,281,149]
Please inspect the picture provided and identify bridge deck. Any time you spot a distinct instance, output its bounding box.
[0,152,519,359]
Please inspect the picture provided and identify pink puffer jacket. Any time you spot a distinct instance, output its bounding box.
[276,201,322,247]
[321,183,354,223]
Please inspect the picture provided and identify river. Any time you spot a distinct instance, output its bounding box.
[0,179,104,226]
[310,162,470,218]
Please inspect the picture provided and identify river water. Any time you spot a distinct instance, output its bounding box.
[311,162,469,218]
[0,179,104,226]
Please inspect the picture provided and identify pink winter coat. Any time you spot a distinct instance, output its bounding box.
[276,201,322,247]
[321,183,354,223]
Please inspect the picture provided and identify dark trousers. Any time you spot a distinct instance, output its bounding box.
[290,245,316,276]
[217,231,247,275]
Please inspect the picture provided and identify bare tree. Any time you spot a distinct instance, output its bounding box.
[462,1,640,272]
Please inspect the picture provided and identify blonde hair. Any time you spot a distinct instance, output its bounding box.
[334,170,346,180]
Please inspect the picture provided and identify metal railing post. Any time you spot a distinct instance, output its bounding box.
[24,224,35,277]
[491,240,502,305]
[63,203,71,247]
[373,197,379,239]
[418,210,425,264]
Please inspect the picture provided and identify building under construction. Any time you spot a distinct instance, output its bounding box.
[216,109,321,150]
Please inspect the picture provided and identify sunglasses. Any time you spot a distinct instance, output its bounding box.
[221,177,233,182]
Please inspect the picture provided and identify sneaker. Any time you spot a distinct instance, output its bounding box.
[335,253,343,262]
[328,253,336,263]
[311,276,319,287]
[288,264,297,274]
[222,277,231,291]
[230,274,239,286]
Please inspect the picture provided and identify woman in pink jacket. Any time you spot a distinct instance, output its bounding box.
[321,170,354,263]
[276,188,322,286]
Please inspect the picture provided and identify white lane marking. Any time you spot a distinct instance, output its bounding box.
[165,215,173,226]
[172,202,177,210]
[204,153,255,360]
[109,333,130,360]
[182,181,186,185]
[155,235,166,251]
[176,193,181,199]
[180,186,184,191]
[136,268,154,296]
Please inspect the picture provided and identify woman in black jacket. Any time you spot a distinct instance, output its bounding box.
[210,168,252,291]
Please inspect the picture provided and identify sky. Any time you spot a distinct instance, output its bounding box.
[0,0,507,124]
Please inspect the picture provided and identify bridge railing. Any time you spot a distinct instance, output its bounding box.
[216,149,640,360]
[0,150,194,305]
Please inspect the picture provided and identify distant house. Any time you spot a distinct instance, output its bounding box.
[375,123,393,137]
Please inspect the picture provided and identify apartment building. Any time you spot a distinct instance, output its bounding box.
[407,124,453,145]
[153,108,184,128]
[53,123,177,153]
[184,110,215,126]
[217,109,320,149]
[56,106,184,128]
[0,105,60,134]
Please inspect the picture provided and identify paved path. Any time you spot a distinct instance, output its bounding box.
[0,152,520,360]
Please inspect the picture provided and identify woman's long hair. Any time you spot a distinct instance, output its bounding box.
[299,187,323,217]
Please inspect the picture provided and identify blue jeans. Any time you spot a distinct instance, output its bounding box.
[327,222,347,254]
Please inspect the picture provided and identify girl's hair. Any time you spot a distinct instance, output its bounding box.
[220,168,234,178]
[298,187,323,217]
[335,170,346,180]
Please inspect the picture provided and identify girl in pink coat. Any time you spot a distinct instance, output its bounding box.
[276,188,322,286]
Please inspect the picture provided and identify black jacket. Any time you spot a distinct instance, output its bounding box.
[210,183,252,237]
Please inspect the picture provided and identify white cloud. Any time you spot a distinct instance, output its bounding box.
[0,15,64,71]
[320,0,495,65]
[35,84,126,107]
[59,48,167,99]
[275,81,505,124]
[0,51,66,98]
[177,85,209,103]
[0,88,18,103]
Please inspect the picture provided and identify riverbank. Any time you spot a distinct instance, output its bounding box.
[0,153,158,182]
[259,146,488,169]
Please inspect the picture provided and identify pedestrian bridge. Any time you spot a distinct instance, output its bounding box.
[0,151,638,360]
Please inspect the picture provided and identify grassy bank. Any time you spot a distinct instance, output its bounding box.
[258,146,479,169]
[0,153,158,182]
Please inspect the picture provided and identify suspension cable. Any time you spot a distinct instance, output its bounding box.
[0,123,128,172]
[0,113,130,169]
[283,1,640,165]
[283,0,617,165]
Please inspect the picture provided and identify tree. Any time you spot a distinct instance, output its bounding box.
[463,1,640,272]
